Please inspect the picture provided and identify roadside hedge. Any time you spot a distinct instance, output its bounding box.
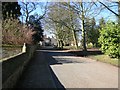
[98,21,120,59]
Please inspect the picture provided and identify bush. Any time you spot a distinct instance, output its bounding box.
[98,21,120,58]
[2,17,39,45]
[87,43,93,48]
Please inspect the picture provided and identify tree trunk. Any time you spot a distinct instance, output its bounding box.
[72,29,78,49]
[81,2,87,52]
[69,2,78,49]
[57,40,60,48]
[81,19,87,51]
[60,40,63,49]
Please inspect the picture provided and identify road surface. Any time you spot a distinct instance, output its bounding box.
[16,49,118,89]
[44,50,118,88]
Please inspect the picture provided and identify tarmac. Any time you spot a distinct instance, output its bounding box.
[15,51,56,88]
[15,49,118,89]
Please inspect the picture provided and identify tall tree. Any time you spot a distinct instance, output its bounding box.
[45,2,78,49]
[2,2,21,19]
[28,15,44,43]
[19,2,47,25]
[64,2,101,51]
[68,2,79,49]
[80,2,87,51]
[99,17,106,29]
[85,17,99,47]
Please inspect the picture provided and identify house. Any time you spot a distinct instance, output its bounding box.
[50,36,57,46]
[39,35,57,46]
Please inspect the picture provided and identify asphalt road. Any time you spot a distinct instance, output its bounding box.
[44,50,118,88]
[15,49,118,89]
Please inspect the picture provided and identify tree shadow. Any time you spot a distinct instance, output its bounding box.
[37,46,69,51]
[13,51,66,89]
[48,66,66,89]
[39,47,103,57]
[45,51,87,65]
[67,48,103,57]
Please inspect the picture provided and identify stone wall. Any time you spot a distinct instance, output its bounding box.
[2,44,38,88]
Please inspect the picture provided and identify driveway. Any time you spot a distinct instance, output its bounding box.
[44,50,118,88]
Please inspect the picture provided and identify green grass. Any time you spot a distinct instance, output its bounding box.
[63,46,75,50]
[87,55,119,67]
[63,46,82,50]
[63,45,99,50]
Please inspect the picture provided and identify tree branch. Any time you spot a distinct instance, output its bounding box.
[98,1,119,17]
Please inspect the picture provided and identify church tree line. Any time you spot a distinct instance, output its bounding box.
[2,1,120,58]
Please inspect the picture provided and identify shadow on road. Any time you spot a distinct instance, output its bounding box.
[44,50,88,66]
[37,46,68,51]
[48,65,65,89]
[14,51,66,89]
[39,46,103,57]
[14,48,117,89]
[67,49,103,57]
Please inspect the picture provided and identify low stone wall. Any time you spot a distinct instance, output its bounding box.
[2,44,38,88]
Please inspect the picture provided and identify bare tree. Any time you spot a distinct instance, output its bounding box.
[45,2,80,49]
[63,2,102,51]
[20,2,48,25]
[97,0,120,23]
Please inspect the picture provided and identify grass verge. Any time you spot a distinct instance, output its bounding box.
[63,46,82,50]
[87,55,119,67]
